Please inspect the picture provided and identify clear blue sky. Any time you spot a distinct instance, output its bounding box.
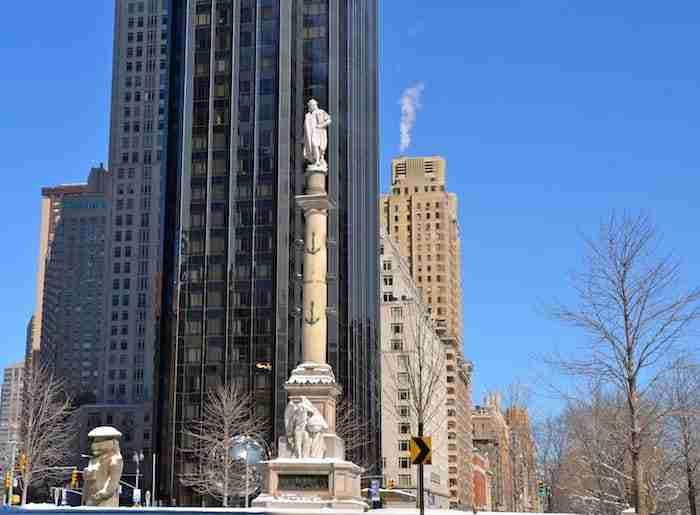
[2,2,700,414]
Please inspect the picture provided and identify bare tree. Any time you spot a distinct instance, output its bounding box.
[18,363,75,505]
[335,397,372,467]
[383,301,446,436]
[179,382,269,507]
[503,379,539,511]
[665,359,700,515]
[547,212,700,515]
[534,413,570,513]
[382,299,446,513]
[563,385,631,515]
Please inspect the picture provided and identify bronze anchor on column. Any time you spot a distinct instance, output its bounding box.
[304,301,321,326]
[305,232,322,255]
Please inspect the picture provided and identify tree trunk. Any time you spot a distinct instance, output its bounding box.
[630,429,645,515]
[687,461,697,515]
[21,473,29,506]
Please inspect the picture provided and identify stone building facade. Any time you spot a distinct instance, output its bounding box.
[472,450,492,511]
[379,233,450,509]
[473,393,514,511]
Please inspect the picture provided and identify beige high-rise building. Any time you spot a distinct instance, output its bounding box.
[380,156,462,341]
[380,156,472,508]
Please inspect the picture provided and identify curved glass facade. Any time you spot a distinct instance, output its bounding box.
[157,0,379,504]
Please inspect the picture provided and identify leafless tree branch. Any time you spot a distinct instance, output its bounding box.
[177,382,270,507]
[17,363,76,505]
[545,211,700,515]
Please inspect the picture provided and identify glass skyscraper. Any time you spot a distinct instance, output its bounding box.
[157,0,379,503]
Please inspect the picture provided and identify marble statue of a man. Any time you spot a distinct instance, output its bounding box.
[303,99,331,171]
[82,427,124,507]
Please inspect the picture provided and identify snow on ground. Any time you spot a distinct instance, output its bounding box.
[16,506,578,515]
[372,511,576,515]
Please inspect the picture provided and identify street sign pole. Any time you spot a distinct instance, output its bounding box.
[409,433,432,515]
[417,422,424,515]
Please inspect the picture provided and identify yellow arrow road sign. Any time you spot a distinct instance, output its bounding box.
[410,436,432,465]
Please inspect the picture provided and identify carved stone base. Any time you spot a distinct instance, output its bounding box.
[285,362,342,435]
[252,459,366,511]
[256,362,365,510]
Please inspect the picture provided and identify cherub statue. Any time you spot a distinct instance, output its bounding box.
[82,427,124,507]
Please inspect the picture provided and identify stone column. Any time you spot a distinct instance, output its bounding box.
[290,167,341,435]
[299,168,328,365]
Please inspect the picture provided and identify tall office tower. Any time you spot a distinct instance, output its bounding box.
[0,363,24,476]
[95,0,171,486]
[379,234,450,508]
[380,156,472,508]
[473,394,514,512]
[36,168,109,398]
[158,0,380,503]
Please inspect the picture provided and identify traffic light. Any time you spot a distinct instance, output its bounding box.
[70,469,78,488]
[4,471,11,489]
[18,454,27,473]
[388,479,396,489]
[538,480,547,497]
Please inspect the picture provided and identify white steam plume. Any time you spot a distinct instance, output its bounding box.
[399,82,425,153]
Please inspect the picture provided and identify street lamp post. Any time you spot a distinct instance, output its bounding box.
[239,448,249,508]
[132,451,144,506]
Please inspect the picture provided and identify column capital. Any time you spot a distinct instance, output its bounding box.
[296,193,334,212]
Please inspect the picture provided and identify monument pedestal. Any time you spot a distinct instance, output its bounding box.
[253,363,367,511]
[253,459,365,511]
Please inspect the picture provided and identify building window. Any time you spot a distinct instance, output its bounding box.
[391,339,403,351]
[398,390,410,402]
[399,475,411,487]
[398,440,409,452]
[398,456,411,469]
[382,260,392,271]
